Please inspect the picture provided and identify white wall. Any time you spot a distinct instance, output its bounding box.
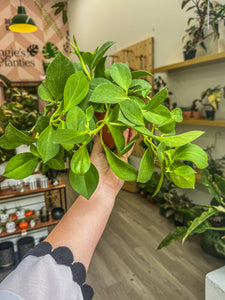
[67,0,225,202]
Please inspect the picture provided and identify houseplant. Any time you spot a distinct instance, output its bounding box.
[158,169,225,258]
[0,36,208,199]
[182,0,225,60]
[201,85,224,120]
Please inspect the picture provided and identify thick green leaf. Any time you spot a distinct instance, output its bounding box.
[143,105,171,125]
[3,153,39,179]
[119,99,144,126]
[30,144,41,158]
[152,171,164,197]
[172,163,196,176]
[129,79,151,92]
[89,83,129,103]
[70,145,91,175]
[133,126,156,139]
[158,131,204,148]
[58,121,74,151]
[144,87,168,110]
[86,106,94,122]
[37,126,60,163]
[46,147,65,170]
[171,108,183,122]
[46,52,74,101]
[131,70,153,79]
[137,148,154,183]
[118,110,136,127]
[169,172,195,189]
[64,71,89,112]
[103,145,138,181]
[110,63,131,92]
[107,123,125,151]
[66,106,86,131]
[158,226,187,249]
[173,143,208,169]
[182,207,218,243]
[157,141,166,163]
[94,56,107,78]
[69,164,99,199]
[38,81,53,102]
[201,169,221,203]
[0,123,36,150]
[52,129,91,144]
[35,115,51,134]
[157,120,175,134]
[91,41,115,69]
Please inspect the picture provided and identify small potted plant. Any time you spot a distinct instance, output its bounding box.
[40,206,49,222]
[1,36,208,200]
[0,208,8,223]
[201,86,224,120]
[6,218,16,233]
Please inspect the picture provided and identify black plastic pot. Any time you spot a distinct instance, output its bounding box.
[40,212,50,222]
[52,207,65,220]
[205,110,215,120]
[183,49,197,60]
[0,241,15,268]
[17,236,35,261]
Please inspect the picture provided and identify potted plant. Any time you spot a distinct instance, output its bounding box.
[182,0,225,60]
[180,99,202,120]
[201,86,224,120]
[0,208,8,223]
[158,169,225,258]
[0,36,209,199]
[40,206,49,222]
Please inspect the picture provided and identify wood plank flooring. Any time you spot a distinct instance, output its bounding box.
[86,190,225,300]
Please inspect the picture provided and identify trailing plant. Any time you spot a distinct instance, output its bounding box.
[0,36,208,199]
[158,169,225,251]
[182,0,225,54]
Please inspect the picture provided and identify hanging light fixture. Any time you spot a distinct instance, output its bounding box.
[9,1,37,33]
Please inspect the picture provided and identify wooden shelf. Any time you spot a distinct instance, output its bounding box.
[180,119,225,127]
[152,51,225,73]
[0,214,59,238]
[0,178,66,200]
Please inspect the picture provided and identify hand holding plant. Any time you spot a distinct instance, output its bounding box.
[0,36,208,199]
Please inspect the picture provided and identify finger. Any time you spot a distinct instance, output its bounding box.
[91,134,104,159]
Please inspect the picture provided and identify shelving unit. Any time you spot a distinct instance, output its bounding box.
[152,51,225,73]
[181,119,225,127]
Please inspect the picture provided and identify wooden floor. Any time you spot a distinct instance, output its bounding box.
[86,190,225,300]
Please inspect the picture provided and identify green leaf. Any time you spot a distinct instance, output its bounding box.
[52,129,91,144]
[103,145,138,181]
[86,106,94,122]
[94,56,107,78]
[158,226,187,249]
[157,141,166,164]
[119,99,144,126]
[144,87,168,110]
[58,121,74,151]
[37,126,60,163]
[215,174,225,196]
[0,123,36,150]
[182,207,218,243]
[137,148,154,183]
[131,70,153,78]
[46,52,75,101]
[129,79,151,92]
[157,120,175,134]
[107,123,125,151]
[38,81,53,102]
[69,164,99,199]
[46,147,65,170]
[171,108,183,122]
[172,163,196,176]
[143,105,171,125]
[3,153,39,179]
[91,41,115,69]
[152,171,164,197]
[201,169,221,203]
[158,131,204,148]
[66,106,86,131]
[35,115,51,134]
[70,145,91,175]
[64,71,89,112]
[30,144,41,158]
[173,143,208,169]
[168,171,195,189]
[89,83,129,104]
[133,126,156,139]
[110,63,131,92]
[118,110,136,127]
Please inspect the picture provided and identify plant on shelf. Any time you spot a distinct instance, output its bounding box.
[0,36,208,199]
[181,0,225,60]
[201,85,224,119]
[180,98,202,119]
[158,169,225,258]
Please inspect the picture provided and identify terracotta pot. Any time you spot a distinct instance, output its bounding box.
[95,112,115,148]
[182,110,201,120]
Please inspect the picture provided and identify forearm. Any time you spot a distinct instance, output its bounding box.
[45,182,116,270]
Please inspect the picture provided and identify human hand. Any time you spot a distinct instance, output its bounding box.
[90,128,136,198]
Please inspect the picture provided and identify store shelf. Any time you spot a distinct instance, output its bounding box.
[0,214,59,238]
[180,119,225,127]
[152,51,225,73]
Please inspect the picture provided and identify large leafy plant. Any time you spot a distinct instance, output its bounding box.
[0,36,208,199]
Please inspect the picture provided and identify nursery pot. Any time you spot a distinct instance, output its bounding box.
[205,110,215,120]
[0,241,15,268]
[95,112,115,148]
[51,207,65,220]
[183,49,196,61]
[17,236,35,260]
